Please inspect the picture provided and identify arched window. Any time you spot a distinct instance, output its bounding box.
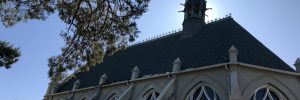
[81,97,87,100]
[185,83,220,100]
[107,93,119,100]
[107,96,118,100]
[251,85,286,100]
[143,89,160,100]
[80,95,89,100]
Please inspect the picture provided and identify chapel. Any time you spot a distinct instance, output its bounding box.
[44,0,300,100]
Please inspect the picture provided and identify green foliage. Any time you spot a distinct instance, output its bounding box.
[0,41,21,69]
[0,0,55,27]
[0,0,150,82]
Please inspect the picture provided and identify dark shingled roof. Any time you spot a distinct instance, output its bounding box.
[56,17,294,93]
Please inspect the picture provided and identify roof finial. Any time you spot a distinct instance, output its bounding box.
[228,45,238,63]
[99,73,107,85]
[173,57,182,72]
[72,79,80,91]
[294,58,300,73]
[131,66,140,80]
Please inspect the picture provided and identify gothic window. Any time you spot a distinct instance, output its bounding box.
[81,97,86,100]
[80,95,89,100]
[251,85,286,100]
[107,96,119,100]
[185,83,220,100]
[143,89,160,100]
[107,93,119,100]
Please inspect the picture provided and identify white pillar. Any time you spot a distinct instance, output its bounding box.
[72,79,80,91]
[119,85,134,100]
[229,65,241,100]
[67,79,81,100]
[172,57,182,72]
[131,66,140,80]
[119,66,140,100]
[90,73,108,100]
[156,79,176,100]
[99,73,107,85]
[228,45,241,100]
[228,45,238,63]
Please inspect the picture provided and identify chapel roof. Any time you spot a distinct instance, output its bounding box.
[56,17,294,93]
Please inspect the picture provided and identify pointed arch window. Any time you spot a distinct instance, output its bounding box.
[107,96,119,100]
[81,97,87,100]
[251,85,286,100]
[80,95,89,100]
[185,83,220,100]
[143,89,160,100]
[107,93,119,100]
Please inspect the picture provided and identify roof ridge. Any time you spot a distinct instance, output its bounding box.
[206,13,233,24]
[127,14,233,49]
[127,28,182,48]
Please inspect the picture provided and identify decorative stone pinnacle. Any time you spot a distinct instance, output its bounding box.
[131,66,140,80]
[72,79,80,91]
[228,45,238,63]
[173,57,182,72]
[173,57,181,65]
[99,73,107,85]
[294,58,300,73]
[295,58,300,65]
[229,45,238,53]
[51,83,60,94]
[132,66,140,73]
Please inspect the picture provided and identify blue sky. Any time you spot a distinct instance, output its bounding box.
[0,0,299,99]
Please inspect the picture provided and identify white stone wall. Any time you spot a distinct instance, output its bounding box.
[239,64,300,100]
[48,63,300,100]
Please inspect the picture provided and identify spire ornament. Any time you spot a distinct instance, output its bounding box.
[99,73,107,85]
[181,0,209,38]
[183,0,207,20]
[294,58,300,73]
[173,57,182,72]
[228,45,239,63]
[72,79,80,91]
[131,66,140,80]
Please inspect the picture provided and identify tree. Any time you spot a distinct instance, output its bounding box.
[0,41,21,69]
[0,0,150,82]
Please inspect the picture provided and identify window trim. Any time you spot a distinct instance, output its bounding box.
[251,84,287,100]
[105,93,119,100]
[142,88,160,100]
[184,82,220,100]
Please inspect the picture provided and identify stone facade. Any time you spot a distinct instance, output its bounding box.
[44,0,300,100]
[45,47,300,100]
[46,62,300,100]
